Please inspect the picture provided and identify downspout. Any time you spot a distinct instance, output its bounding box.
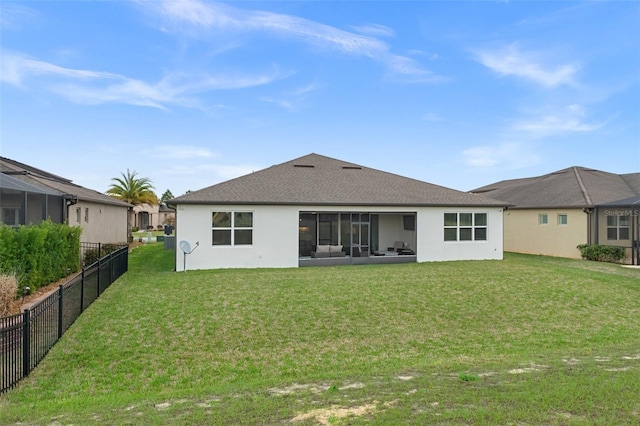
[21,190,27,225]
[581,207,594,248]
[167,202,177,271]
[594,209,599,245]
[584,208,592,245]
[63,194,78,225]
[636,206,639,265]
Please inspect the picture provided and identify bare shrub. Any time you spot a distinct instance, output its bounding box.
[0,274,19,317]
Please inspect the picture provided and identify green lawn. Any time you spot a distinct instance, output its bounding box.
[2,245,639,425]
[132,229,171,237]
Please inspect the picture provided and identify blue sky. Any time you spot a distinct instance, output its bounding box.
[1,1,638,197]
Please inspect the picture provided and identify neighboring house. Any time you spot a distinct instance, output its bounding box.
[471,167,640,264]
[0,157,131,243]
[132,203,175,230]
[597,195,640,265]
[167,153,507,270]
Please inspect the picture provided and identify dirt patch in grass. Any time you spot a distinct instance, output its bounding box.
[292,400,397,425]
[268,381,366,396]
[291,404,379,424]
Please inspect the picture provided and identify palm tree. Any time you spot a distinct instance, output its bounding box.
[107,169,158,240]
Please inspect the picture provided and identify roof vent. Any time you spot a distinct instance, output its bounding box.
[342,166,362,170]
[293,164,315,168]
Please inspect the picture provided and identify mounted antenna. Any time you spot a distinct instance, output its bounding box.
[179,240,199,271]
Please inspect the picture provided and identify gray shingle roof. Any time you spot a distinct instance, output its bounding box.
[1,156,131,208]
[169,153,507,207]
[599,195,640,207]
[471,166,640,209]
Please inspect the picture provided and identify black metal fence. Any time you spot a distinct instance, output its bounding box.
[1,246,128,394]
[80,242,127,267]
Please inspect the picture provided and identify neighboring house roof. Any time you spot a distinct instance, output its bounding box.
[159,203,175,213]
[0,156,131,208]
[169,153,507,207]
[0,173,60,195]
[471,166,640,209]
[599,195,640,207]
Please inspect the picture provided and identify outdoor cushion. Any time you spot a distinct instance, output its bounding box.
[316,245,330,253]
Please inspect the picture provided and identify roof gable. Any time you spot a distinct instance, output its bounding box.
[170,153,506,207]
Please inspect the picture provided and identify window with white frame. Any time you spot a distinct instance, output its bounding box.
[538,213,548,225]
[557,214,568,225]
[607,215,629,240]
[84,208,89,223]
[212,211,253,246]
[76,207,82,223]
[444,212,487,242]
[1,208,19,226]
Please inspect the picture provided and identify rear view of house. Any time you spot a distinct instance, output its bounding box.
[168,153,507,270]
[472,167,640,264]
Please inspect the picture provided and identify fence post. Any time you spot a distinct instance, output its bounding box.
[98,242,102,259]
[80,267,85,313]
[22,309,30,377]
[57,285,64,339]
[108,250,113,287]
[97,256,101,296]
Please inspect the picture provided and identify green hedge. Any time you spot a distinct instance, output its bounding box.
[577,244,627,263]
[0,221,82,291]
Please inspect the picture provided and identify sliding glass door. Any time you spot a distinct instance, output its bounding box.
[350,213,370,257]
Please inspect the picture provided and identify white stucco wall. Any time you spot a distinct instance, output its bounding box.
[174,204,299,270]
[416,207,504,262]
[174,204,504,270]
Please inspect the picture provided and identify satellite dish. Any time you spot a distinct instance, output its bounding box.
[178,240,199,271]
[179,240,191,253]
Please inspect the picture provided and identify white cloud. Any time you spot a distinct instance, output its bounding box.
[474,43,579,88]
[260,96,293,110]
[140,0,442,81]
[162,161,258,180]
[213,164,258,180]
[151,145,217,159]
[144,160,259,195]
[350,23,395,38]
[1,50,285,109]
[0,51,120,86]
[293,82,320,96]
[159,162,258,193]
[258,81,321,110]
[512,104,607,137]
[463,142,541,169]
[0,3,39,30]
[156,0,222,28]
[384,55,446,83]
